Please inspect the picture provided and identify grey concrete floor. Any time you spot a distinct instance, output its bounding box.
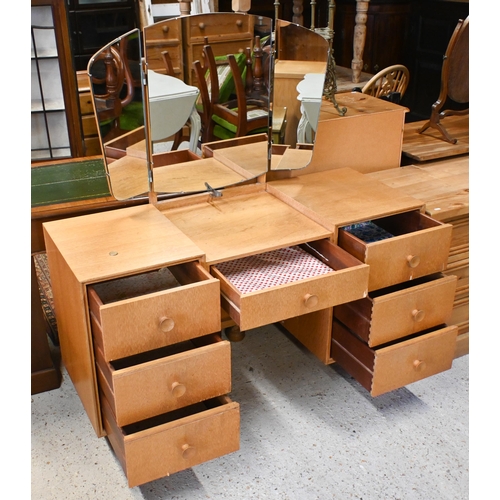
[32,324,469,499]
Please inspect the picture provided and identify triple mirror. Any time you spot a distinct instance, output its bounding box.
[88,13,329,200]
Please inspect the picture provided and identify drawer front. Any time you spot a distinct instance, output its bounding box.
[78,91,94,115]
[89,263,221,360]
[339,212,453,291]
[332,320,458,397]
[186,13,253,43]
[334,273,458,347]
[102,395,240,488]
[212,241,369,331]
[96,336,232,426]
[144,18,183,77]
[81,114,98,136]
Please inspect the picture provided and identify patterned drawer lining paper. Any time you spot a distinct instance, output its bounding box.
[213,246,334,294]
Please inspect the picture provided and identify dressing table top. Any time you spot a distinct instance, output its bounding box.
[43,204,204,283]
[157,184,332,266]
[267,168,425,235]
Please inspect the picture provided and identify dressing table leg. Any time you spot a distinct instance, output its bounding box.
[224,326,246,342]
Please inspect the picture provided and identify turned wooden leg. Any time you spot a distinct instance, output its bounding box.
[351,0,370,83]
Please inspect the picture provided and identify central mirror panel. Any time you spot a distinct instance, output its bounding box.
[143,13,273,195]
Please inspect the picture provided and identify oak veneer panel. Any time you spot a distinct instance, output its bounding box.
[44,233,103,435]
[338,212,453,291]
[332,320,458,397]
[43,205,204,284]
[96,336,231,426]
[212,240,369,331]
[158,184,333,265]
[334,273,457,347]
[281,308,334,365]
[268,168,424,241]
[89,263,221,360]
[301,93,407,174]
[102,395,240,487]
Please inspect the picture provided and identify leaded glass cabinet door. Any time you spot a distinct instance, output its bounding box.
[31,0,84,161]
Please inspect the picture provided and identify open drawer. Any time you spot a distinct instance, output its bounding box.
[96,334,231,427]
[338,210,453,291]
[211,239,369,331]
[334,273,458,347]
[331,319,458,397]
[102,394,240,487]
[88,262,221,361]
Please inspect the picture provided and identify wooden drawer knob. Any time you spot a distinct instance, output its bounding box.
[236,20,243,27]
[162,26,169,33]
[159,316,175,332]
[412,309,425,322]
[413,359,424,370]
[171,381,186,397]
[406,255,420,268]
[304,293,318,308]
[198,22,205,30]
[181,443,196,460]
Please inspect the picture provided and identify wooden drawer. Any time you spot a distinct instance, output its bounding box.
[143,18,183,77]
[88,262,221,360]
[81,114,98,136]
[338,210,453,291]
[185,13,253,43]
[211,239,369,331]
[334,273,457,347]
[79,91,94,115]
[102,394,240,487]
[331,319,458,397]
[96,334,231,426]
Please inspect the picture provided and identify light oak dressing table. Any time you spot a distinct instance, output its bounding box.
[42,13,461,487]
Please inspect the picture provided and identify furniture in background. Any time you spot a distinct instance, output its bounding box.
[418,16,469,144]
[148,70,201,152]
[296,73,325,143]
[66,0,138,71]
[31,0,85,161]
[361,63,409,103]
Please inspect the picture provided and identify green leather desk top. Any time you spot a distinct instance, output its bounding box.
[31,159,110,207]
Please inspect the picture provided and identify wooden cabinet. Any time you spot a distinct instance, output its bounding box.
[43,205,240,487]
[66,0,138,71]
[43,166,464,485]
[268,168,458,395]
[31,0,84,160]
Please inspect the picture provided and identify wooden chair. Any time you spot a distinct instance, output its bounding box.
[161,50,189,149]
[89,34,143,143]
[361,64,410,103]
[193,39,270,143]
[418,16,469,144]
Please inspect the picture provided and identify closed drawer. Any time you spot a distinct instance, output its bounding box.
[211,239,369,331]
[331,319,458,397]
[102,394,240,487]
[81,114,98,136]
[334,273,457,347]
[88,262,220,360]
[186,13,252,43]
[96,334,232,426]
[143,18,183,78]
[338,210,453,291]
[79,91,94,115]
